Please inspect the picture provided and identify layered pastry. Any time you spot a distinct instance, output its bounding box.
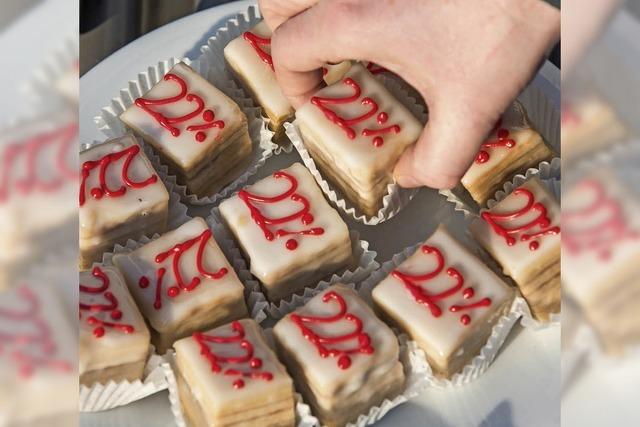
[120,62,252,197]
[0,114,78,288]
[372,225,514,378]
[219,163,352,302]
[173,319,295,427]
[113,217,247,353]
[274,284,404,427]
[296,63,422,216]
[470,178,560,321]
[563,170,640,352]
[0,284,76,425]
[80,265,150,386]
[224,20,294,141]
[461,102,555,205]
[79,135,169,270]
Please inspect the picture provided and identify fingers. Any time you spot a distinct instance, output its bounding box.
[258,0,321,31]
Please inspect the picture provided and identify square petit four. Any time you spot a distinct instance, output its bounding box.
[562,171,640,351]
[224,21,294,139]
[296,63,423,216]
[113,217,248,353]
[470,178,560,321]
[372,225,515,378]
[461,102,555,205]
[80,135,169,270]
[219,162,352,302]
[80,265,150,385]
[120,62,252,197]
[173,319,295,427]
[274,284,404,427]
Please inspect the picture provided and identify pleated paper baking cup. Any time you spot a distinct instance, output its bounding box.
[265,282,431,427]
[198,5,294,154]
[162,351,320,427]
[439,64,561,214]
[94,56,277,206]
[100,216,269,325]
[285,75,427,226]
[359,242,526,388]
[79,345,167,412]
[27,35,78,107]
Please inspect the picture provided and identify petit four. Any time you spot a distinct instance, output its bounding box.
[274,284,404,427]
[562,171,640,351]
[219,162,352,302]
[79,135,169,270]
[80,265,150,386]
[470,178,560,320]
[296,63,423,216]
[120,62,252,197]
[461,102,555,205]
[173,319,295,427]
[224,20,294,140]
[113,217,247,353]
[372,225,514,378]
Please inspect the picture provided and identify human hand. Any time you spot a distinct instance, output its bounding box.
[261,0,559,189]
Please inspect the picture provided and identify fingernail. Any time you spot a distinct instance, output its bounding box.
[395,174,421,188]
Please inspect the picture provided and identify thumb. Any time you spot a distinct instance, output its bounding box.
[394,103,495,190]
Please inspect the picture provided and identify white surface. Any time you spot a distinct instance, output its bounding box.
[80,2,560,426]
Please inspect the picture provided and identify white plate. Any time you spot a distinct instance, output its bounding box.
[79,2,560,426]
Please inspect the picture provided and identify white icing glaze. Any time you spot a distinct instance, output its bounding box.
[113,217,245,333]
[372,225,512,364]
[173,318,293,413]
[296,63,422,185]
[79,135,169,240]
[120,62,245,170]
[79,265,150,374]
[273,284,399,397]
[323,61,352,86]
[224,21,294,120]
[218,162,349,286]
[470,178,560,282]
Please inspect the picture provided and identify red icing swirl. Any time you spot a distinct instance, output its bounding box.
[193,320,273,389]
[80,266,135,338]
[243,31,274,70]
[391,245,492,325]
[79,144,158,206]
[311,77,401,147]
[475,120,516,164]
[138,228,228,310]
[481,187,560,251]
[238,171,324,251]
[134,73,225,143]
[290,290,374,370]
[366,62,389,75]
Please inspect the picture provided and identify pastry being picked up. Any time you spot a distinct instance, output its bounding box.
[296,63,423,217]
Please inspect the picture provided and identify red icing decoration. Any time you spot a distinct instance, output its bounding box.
[243,32,274,70]
[561,103,581,126]
[481,188,560,251]
[475,120,516,164]
[366,62,389,75]
[79,266,135,338]
[311,77,401,147]
[134,73,225,143]
[193,320,273,389]
[0,122,78,203]
[563,179,639,260]
[238,171,324,251]
[79,144,158,206]
[0,286,72,378]
[391,245,492,325]
[290,291,374,370]
[138,229,228,310]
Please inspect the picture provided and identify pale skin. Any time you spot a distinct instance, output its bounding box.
[259,0,560,189]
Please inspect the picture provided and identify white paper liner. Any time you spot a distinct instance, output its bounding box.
[26,35,78,107]
[358,241,526,388]
[79,345,167,412]
[266,282,431,426]
[94,56,277,206]
[198,5,294,154]
[439,67,561,214]
[285,75,427,225]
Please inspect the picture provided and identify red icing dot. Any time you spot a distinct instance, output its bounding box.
[263,373,274,381]
[337,355,351,370]
[462,288,474,299]
[138,277,150,288]
[203,110,214,122]
[123,325,134,333]
[167,287,180,298]
[233,379,245,389]
[111,310,122,320]
[153,301,162,310]
[377,112,388,124]
[529,241,540,251]
[286,239,298,250]
[475,151,490,164]
[460,315,471,325]
[93,327,105,338]
[91,188,104,199]
[301,213,314,225]
[195,131,206,142]
[372,136,384,147]
[250,357,262,369]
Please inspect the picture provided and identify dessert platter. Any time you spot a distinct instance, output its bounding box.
[79,1,560,426]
